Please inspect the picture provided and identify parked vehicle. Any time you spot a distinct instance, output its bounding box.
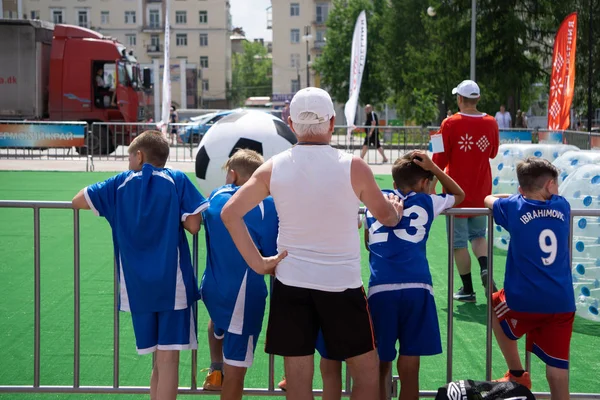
[0,19,150,155]
[179,110,236,143]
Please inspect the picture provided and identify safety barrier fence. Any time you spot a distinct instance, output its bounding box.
[1,200,599,398]
[1,120,599,165]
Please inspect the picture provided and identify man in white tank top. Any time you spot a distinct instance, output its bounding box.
[221,87,404,400]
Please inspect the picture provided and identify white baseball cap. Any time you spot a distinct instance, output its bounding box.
[451,80,481,99]
[290,87,336,125]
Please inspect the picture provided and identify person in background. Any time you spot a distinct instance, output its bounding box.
[360,105,389,163]
[495,105,511,129]
[95,67,116,107]
[281,100,291,127]
[515,110,527,128]
[169,105,179,146]
[432,79,499,303]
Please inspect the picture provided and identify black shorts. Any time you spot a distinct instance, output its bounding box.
[265,279,376,360]
[363,131,381,148]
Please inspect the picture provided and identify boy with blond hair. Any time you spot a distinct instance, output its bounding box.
[484,157,574,400]
[72,130,204,400]
[365,150,465,400]
[200,149,279,400]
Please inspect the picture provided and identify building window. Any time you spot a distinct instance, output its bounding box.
[125,34,136,46]
[176,33,187,46]
[175,11,186,24]
[202,79,209,92]
[30,10,40,20]
[199,10,207,23]
[316,3,329,23]
[291,79,300,93]
[150,34,160,48]
[124,11,136,24]
[149,9,160,28]
[290,29,300,43]
[290,53,300,68]
[77,10,89,28]
[199,33,208,46]
[200,56,209,68]
[52,9,64,24]
[101,11,109,24]
[290,3,300,16]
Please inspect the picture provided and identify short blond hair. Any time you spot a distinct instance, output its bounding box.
[224,149,264,179]
[128,130,170,167]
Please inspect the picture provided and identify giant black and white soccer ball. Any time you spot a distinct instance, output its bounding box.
[195,110,297,195]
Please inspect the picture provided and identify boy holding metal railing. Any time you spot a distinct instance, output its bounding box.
[200,149,280,400]
[364,150,464,400]
[72,130,204,400]
[484,157,574,400]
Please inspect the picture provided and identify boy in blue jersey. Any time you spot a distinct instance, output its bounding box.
[365,150,465,400]
[200,149,279,400]
[484,157,574,400]
[72,130,204,400]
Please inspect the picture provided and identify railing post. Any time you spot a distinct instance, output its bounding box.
[485,212,494,381]
[268,275,275,392]
[446,214,455,383]
[113,257,120,388]
[73,209,81,388]
[191,234,199,390]
[33,207,41,388]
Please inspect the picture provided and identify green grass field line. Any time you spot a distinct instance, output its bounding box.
[0,171,598,400]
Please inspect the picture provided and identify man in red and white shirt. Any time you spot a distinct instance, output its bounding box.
[432,80,499,302]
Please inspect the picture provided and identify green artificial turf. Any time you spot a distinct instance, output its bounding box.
[0,171,598,400]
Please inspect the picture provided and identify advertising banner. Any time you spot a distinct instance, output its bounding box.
[344,10,367,139]
[0,123,86,148]
[499,130,532,144]
[548,13,578,130]
[538,131,564,144]
[158,0,172,134]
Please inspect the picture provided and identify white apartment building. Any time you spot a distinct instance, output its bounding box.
[2,0,232,113]
[269,0,330,106]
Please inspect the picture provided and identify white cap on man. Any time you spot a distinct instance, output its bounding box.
[290,87,336,125]
[451,80,481,99]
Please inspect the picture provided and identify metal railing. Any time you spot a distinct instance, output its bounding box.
[0,200,599,398]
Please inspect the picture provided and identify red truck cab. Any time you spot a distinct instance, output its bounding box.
[49,24,148,154]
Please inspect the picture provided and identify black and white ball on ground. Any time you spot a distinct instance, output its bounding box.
[195,110,297,195]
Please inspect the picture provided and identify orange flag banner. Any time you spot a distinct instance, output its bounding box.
[548,13,578,130]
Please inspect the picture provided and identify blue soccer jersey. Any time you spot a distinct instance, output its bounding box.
[84,164,205,313]
[493,194,575,313]
[200,185,279,336]
[366,189,455,288]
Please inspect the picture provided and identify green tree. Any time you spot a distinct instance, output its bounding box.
[229,41,272,107]
[312,0,389,108]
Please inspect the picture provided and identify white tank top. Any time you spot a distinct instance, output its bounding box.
[270,145,362,291]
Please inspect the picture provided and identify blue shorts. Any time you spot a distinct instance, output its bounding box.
[315,330,341,361]
[368,287,442,361]
[214,326,260,368]
[446,215,487,249]
[130,306,197,355]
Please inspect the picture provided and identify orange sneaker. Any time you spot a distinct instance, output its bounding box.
[202,368,223,391]
[494,371,532,389]
[278,377,287,391]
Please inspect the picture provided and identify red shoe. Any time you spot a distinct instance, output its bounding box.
[278,377,287,391]
[493,371,532,390]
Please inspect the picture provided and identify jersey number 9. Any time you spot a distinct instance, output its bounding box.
[539,229,558,266]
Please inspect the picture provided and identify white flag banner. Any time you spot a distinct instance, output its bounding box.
[344,10,367,140]
[158,0,172,135]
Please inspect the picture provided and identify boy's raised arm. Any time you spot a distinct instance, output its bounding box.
[484,194,511,209]
[412,151,465,206]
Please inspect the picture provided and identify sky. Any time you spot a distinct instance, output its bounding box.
[229,0,273,41]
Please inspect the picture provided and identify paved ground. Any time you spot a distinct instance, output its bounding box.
[0,154,394,175]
